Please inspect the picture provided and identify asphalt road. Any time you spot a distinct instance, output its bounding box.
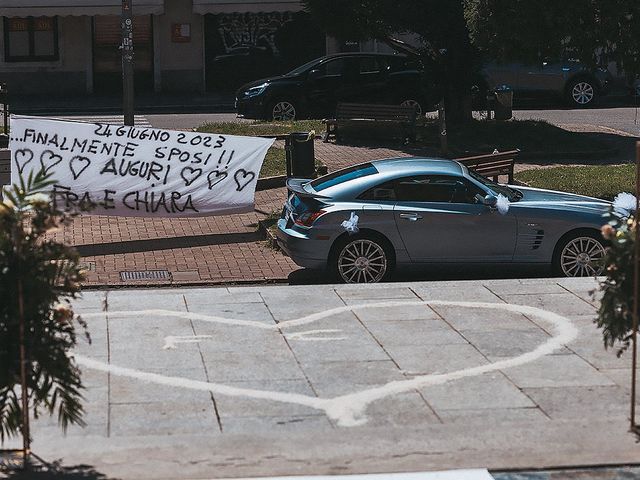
[514,107,640,137]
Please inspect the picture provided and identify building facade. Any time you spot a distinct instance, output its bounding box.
[0,0,327,96]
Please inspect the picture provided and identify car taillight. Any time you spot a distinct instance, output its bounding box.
[294,210,326,227]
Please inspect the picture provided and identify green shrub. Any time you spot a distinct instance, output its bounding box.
[0,172,88,441]
[597,206,637,355]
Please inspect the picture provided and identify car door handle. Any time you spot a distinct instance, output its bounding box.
[399,213,423,221]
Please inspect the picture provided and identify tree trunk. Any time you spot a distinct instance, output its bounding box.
[442,0,475,125]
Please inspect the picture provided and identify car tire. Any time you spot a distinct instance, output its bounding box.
[566,78,598,107]
[269,99,299,121]
[331,233,394,284]
[552,230,606,277]
[399,98,424,116]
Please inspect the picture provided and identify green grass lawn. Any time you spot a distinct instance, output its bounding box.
[260,148,286,178]
[515,164,635,200]
[197,120,325,137]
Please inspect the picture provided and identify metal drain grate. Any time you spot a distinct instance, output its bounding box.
[119,270,172,282]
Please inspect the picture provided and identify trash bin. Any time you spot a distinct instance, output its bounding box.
[494,85,513,121]
[285,131,315,178]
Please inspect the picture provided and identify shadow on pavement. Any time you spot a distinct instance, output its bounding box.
[1,453,114,480]
[75,231,263,256]
[287,264,553,285]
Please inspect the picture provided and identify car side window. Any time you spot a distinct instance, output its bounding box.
[360,57,382,74]
[359,180,397,201]
[393,175,482,203]
[317,58,346,76]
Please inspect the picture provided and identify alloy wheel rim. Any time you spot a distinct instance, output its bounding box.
[272,101,296,120]
[560,237,605,277]
[400,99,422,115]
[572,82,594,105]
[338,239,387,283]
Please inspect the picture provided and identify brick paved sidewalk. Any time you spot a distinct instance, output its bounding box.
[52,140,422,287]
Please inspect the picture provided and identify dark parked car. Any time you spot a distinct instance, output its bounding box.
[276,157,613,283]
[482,59,612,107]
[235,52,437,120]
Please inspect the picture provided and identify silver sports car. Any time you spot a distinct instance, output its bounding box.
[276,157,612,283]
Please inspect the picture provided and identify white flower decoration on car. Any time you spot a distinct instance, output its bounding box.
[341,212,359,234]
[496,193,510,215]
[613,192,637,216]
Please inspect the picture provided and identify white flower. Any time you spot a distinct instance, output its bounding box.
[613,192,637,215]
[496,193,510,215]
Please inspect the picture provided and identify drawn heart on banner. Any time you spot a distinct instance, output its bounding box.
[207,170,228,189]
[234,169,256,192]
[180,167,203,187]
[70,156,91,180]
[14,149,34,175]
[77,300,578,428]
[39,150,63,176]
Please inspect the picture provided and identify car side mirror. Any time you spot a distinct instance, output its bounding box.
[307,69,321,81]
[483,194,498,207]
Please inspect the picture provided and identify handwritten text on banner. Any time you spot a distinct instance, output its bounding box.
[9,115,275,217]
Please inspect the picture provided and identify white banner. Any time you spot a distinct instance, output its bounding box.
[9,115,275,217]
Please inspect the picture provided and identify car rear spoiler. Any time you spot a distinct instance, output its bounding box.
[286,178,330,199]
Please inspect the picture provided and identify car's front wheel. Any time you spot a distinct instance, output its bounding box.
[333,235,392,284]
[553,231,606,277]
[567,78,598,107]
[270,99,299,121]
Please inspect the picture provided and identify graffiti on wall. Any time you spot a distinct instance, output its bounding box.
[217,12,293,56]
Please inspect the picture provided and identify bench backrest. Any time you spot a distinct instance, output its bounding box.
[335,103,417,122]
[455,149,520,169]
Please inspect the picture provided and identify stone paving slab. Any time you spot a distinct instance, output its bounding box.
[2,277,640,480]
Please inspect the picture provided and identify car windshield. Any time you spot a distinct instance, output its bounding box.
[284,57,324,76]
[467,169,522,201]
[310,163,379,192]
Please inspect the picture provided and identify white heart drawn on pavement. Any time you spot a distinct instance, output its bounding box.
[77,300,578,427]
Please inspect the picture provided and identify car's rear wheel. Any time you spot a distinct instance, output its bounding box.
[333,235,392,284]
[553,231,606,277]
[399,98,423,116]
[270,100,298,121]
[567,78,597,107]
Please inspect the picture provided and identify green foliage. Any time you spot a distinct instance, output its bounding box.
[596,210,637,355]
[0,170,88,441]
[465,0,640,74]
[516,165,635,200]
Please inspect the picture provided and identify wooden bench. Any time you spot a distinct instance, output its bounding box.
[323,103,417,144]
[455,149,519,184]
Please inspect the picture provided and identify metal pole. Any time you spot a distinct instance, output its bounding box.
[18,277,30,467]
[121,0,134,126]
[632,141,640,433]
[438,100,448,156]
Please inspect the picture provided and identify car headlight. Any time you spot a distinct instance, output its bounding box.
[243,83,268,98]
